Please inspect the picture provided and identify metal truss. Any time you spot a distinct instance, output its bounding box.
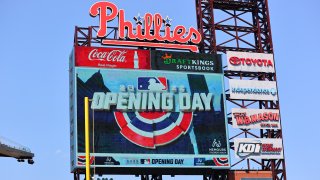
[203,171,228,180]
[73,170,80,180]
[195,0,216,54]
[74,26,116,47]
[74,26,197,51]
[196,0,286,180]
[196,0,273,53]
[140,175,162,180]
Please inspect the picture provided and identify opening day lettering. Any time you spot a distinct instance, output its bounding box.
[91,92,213,112]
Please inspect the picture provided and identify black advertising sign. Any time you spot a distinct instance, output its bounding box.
[151,51,222,73]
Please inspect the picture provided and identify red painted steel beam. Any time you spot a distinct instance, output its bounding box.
[195,0,287,179]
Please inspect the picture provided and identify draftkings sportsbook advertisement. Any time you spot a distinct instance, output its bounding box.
[70,47,230,171]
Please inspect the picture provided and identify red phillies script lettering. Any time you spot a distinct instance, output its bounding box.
[89,1,201,52]
[229,57,273,67]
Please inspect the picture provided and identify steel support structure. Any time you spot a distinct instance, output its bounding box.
[73,170,80,180]
[140,175,163,180]
[74,26,115,47]
[196,0,286,180]
[74,26,195,51]
[203,171,228,180]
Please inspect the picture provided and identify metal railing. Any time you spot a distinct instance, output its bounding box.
[0,136,31,153]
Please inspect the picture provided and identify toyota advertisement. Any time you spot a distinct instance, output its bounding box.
[227,51,275,73]
[70,59,230,169]
[234,138,284,159]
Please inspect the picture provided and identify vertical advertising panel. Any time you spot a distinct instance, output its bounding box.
[232,108,281,129]
[151,51,222,73]
[229,79,278,101]
[73,68,229,169]
[69,48,76,169]
[75,46,151,69]
[227,51,275,73]
[228,171,273,180]
[234,138,284,159]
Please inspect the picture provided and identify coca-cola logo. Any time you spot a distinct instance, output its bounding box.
[88,49,127,63]
[229,56,273,67]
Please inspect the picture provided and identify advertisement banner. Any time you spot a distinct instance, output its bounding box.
[227,51,275,73]
[229,79,278,101]
[229,171,272,180]
[151,51,222,73]
[74,46,150,69]
[232,108,281,129]
[234,138,284,159]
[73,68,229,169]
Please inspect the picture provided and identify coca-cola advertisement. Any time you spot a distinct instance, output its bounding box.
[74,46,151,69]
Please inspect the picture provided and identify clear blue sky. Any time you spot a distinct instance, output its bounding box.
[0,0,319,179]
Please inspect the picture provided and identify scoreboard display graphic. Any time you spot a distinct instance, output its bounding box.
[70,48,230,170]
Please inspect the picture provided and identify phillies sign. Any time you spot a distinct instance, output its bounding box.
[90,1,201,52]
[227,51,275,73]
[75,46,150,69]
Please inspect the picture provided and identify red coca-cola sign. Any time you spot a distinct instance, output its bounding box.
[75,46,150,69]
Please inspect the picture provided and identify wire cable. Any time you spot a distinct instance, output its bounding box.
[92,108,96,179]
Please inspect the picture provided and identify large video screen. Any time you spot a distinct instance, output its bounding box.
[72,68,230,169]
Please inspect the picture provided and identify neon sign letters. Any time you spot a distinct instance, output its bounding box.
[90,1,202,52]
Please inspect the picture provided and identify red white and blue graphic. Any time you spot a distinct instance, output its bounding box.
[115,111,193,148]
[73,68,230,169]
[115,76,191,148]
[213,158,229,167]
[77,156,95,166]
[137,77,168,91]
[194,157,229,167]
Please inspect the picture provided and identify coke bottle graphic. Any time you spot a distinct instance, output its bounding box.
[134,50,139,69]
